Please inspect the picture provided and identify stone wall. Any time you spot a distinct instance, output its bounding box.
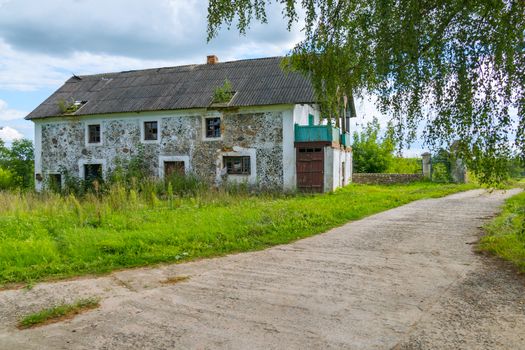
[352,173,424,185]
[39,109,284,189]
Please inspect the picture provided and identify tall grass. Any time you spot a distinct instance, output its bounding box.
[479,191,525,272]
[0,181,476,287]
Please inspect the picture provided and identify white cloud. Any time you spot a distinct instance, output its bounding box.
[0,126,23,142]
[0,99,26,121]
[0,1,304,91]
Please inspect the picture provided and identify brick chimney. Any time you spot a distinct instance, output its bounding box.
[207,55,219,64]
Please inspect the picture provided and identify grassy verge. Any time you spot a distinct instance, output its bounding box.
[479,191,525,273]
[18,298,100,329]
[0,182,475,287]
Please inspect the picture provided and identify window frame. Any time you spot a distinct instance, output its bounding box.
[140,118,161,144]
[78,159,107,181]
[83,163,103,182]
[201,114,223,141]
[85,122,103,146]
[158,155,190,179]
[223,156,251,175]
[143,121,159,141]
[87,124,101,144]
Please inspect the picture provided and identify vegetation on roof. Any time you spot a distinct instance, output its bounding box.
[212,79,234,104]
[57,99,82,115]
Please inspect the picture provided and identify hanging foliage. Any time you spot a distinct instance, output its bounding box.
[207,0,525,184]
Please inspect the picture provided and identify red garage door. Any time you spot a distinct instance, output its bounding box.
[296,147,324,192]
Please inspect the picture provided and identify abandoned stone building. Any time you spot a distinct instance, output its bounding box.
[26,56,353,192]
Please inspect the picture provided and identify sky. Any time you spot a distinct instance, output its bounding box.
[0,0,425,155]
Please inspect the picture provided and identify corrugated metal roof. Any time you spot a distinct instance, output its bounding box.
[26,56,316,120]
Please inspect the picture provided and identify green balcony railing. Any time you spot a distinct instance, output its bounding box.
[340,132,351,147]
[295,124,341,144]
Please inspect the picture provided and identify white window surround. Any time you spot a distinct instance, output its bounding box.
[201,113,223,141]
[158,155,191,179]
[140,117,161,144]
[78,159,107,180]
[85,122,103,147]
[220,147,257,184]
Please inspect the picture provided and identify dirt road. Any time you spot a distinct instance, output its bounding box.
[1,189,524,349]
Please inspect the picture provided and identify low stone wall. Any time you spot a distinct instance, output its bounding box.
[352,173,424,185]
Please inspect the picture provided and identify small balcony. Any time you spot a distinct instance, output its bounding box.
[294,124,341,144]
[340,132,351,148]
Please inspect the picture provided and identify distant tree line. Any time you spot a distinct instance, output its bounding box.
[0,139,34,190]
[351,118,524,181]
[352,118,421,174]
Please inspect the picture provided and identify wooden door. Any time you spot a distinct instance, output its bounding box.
[296,147,324,192]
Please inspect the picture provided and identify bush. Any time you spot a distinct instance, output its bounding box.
[432,163,452,182]
[387,157,422,174]
[352,117,396,173]
[165,172,209,197]
[0,168,14,190]
[0,138,34,189]
[213,79,234,103]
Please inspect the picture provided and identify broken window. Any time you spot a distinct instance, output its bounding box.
[48,173,62,192]
[88,124,101,144]
[144,121,158,141]
[205,117,221,138]
[84,164,103,183]
[224,156,251,175]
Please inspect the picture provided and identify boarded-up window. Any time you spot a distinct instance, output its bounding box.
[224,156,250,175]
[164,161,185,178]
[205,117,221,138]
[88,124,101,144]
[144,121,158,141]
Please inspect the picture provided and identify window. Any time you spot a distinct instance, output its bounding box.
[87,124,101,144]
[205,117,221,138]
[224,156,251,175]
[164,161,185,178]
[298,148,322,153]
[84,164,103,182]
[144,121,158,141]
[48,173,62,191]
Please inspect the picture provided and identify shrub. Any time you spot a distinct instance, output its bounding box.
[352,117,396,173]
[387,157,422,174]
[432,163,452,182]
[212,79,234,103]
[0,168,14,190]
[165,172,209,197]
[0,138,34,189]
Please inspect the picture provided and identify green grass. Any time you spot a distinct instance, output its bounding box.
[479,191,525,272]
[0,182,475,287]
[18,298,100,329]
